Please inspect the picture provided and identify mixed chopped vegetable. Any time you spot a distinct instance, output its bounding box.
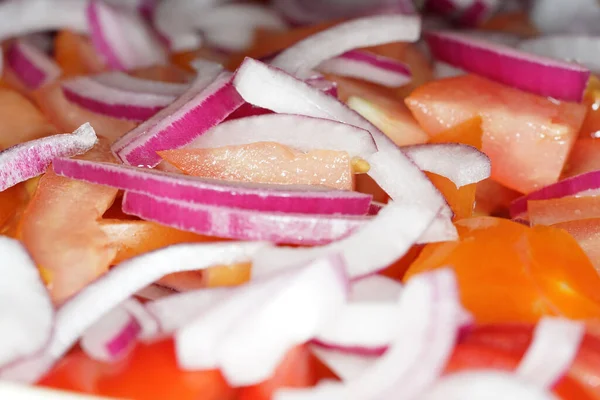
[0,0,599,399]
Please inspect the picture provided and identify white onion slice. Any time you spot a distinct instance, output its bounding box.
[195,4,287,52]
[516,317,584,388]
[518,36,600,73]
[313,303,399,355]
[232,58,456,241]
[0,123,97,192]
[87,0,167,70]
[403,144,491,187]
[310,347,377,382]
[271,14,421,79]
[276,268,465,399]
[349,275,402,302]
[6,38,61,90]
[251,201,437,279]
[184,113,378,158]
[420,371,558,400]
[112,70,242,168]
[530,0,600,35]
[80,299,158,362]
[0,0,88,41]
[0,241,269,382]
[177,254,348,386]
[317,50,412,88]
[0,237,53,370]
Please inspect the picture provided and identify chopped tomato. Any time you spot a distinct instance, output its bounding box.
[562,139,600,179]
[330,75,429,147]
[528,197,600,226]
[18,139,119,304]
[0,87,57,148]
[406,74,587,193]
[54,30,105,77]
[405,217,600,323]
[32,82,137,143]
[378,244,423,281]
[100,219,214,264]
[474,178,522,217]
[580,75,600,139]
[0,182,28,232]
[129,65,193,83]
[429,117,483,149]
[355,173,388,204]
[552,219,600,273]
[159,142,355,191]
[479,11,538,37]
[238,345,318,400]
[39,339,236,400]
[446,325,596,400]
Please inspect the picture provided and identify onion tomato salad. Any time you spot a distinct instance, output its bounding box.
[1,0,600,399]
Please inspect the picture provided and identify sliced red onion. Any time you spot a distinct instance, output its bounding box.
[305,76,338,97]
[456,0,500,27]
[177,254,348,386]
[184,114,377,158]
[113,71,243,168]
[135,284,175,300]
[403,144,491,187]
[350,275,402,302]
[367,201,385,215]
[92,71,189,96]
[0,241,268,383]
[518,36,600,73]
[516,317,584,388]
[0,237,53,370]
[317,50,412,88]
[122,191,369,245]
[419,371,557,400]
[276,268,465,400]
[0,0,88,41]
[195,4,288,52]
[509,171,600,218]
[462,30,523,47]
[0,123,97,192]
[310,347,377,382]
[6,39,61,90]
[313,303,399,355]
[426,30,591,102]
[80,299,148,362]
[251,201,438,279]
[62,76,176,122]
[87,0,167,71]
[530,0,600,35]
[233,58,456,240]
[53,157,371,215]
[270,14,421,79]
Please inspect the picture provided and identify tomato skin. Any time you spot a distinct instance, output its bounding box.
[238,345,318,400]
[39,339,236,400]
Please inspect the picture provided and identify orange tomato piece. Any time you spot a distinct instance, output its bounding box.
[0,183,28,232]
[330,75,429,147]
[378,244,423,281]
[355,174,388,204]
[427,172,477,220]
[479,11,538,37]
[100,219,214,264]
[129,64,193,83]
[553,219,600,273]
[580,75,600,139]
[404,217,600,323]
[528,196,600,226]
[429,116,483,149]
[406,74,586,193]
[474,178,522,217]
[562,138,600,179]
[39,339,236,400]
[54,30,105,77]
[18,139,119,304]
[32,82,137,143]
[0,87,57,148]
[238,345,318,400]
[159,142,355,191]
